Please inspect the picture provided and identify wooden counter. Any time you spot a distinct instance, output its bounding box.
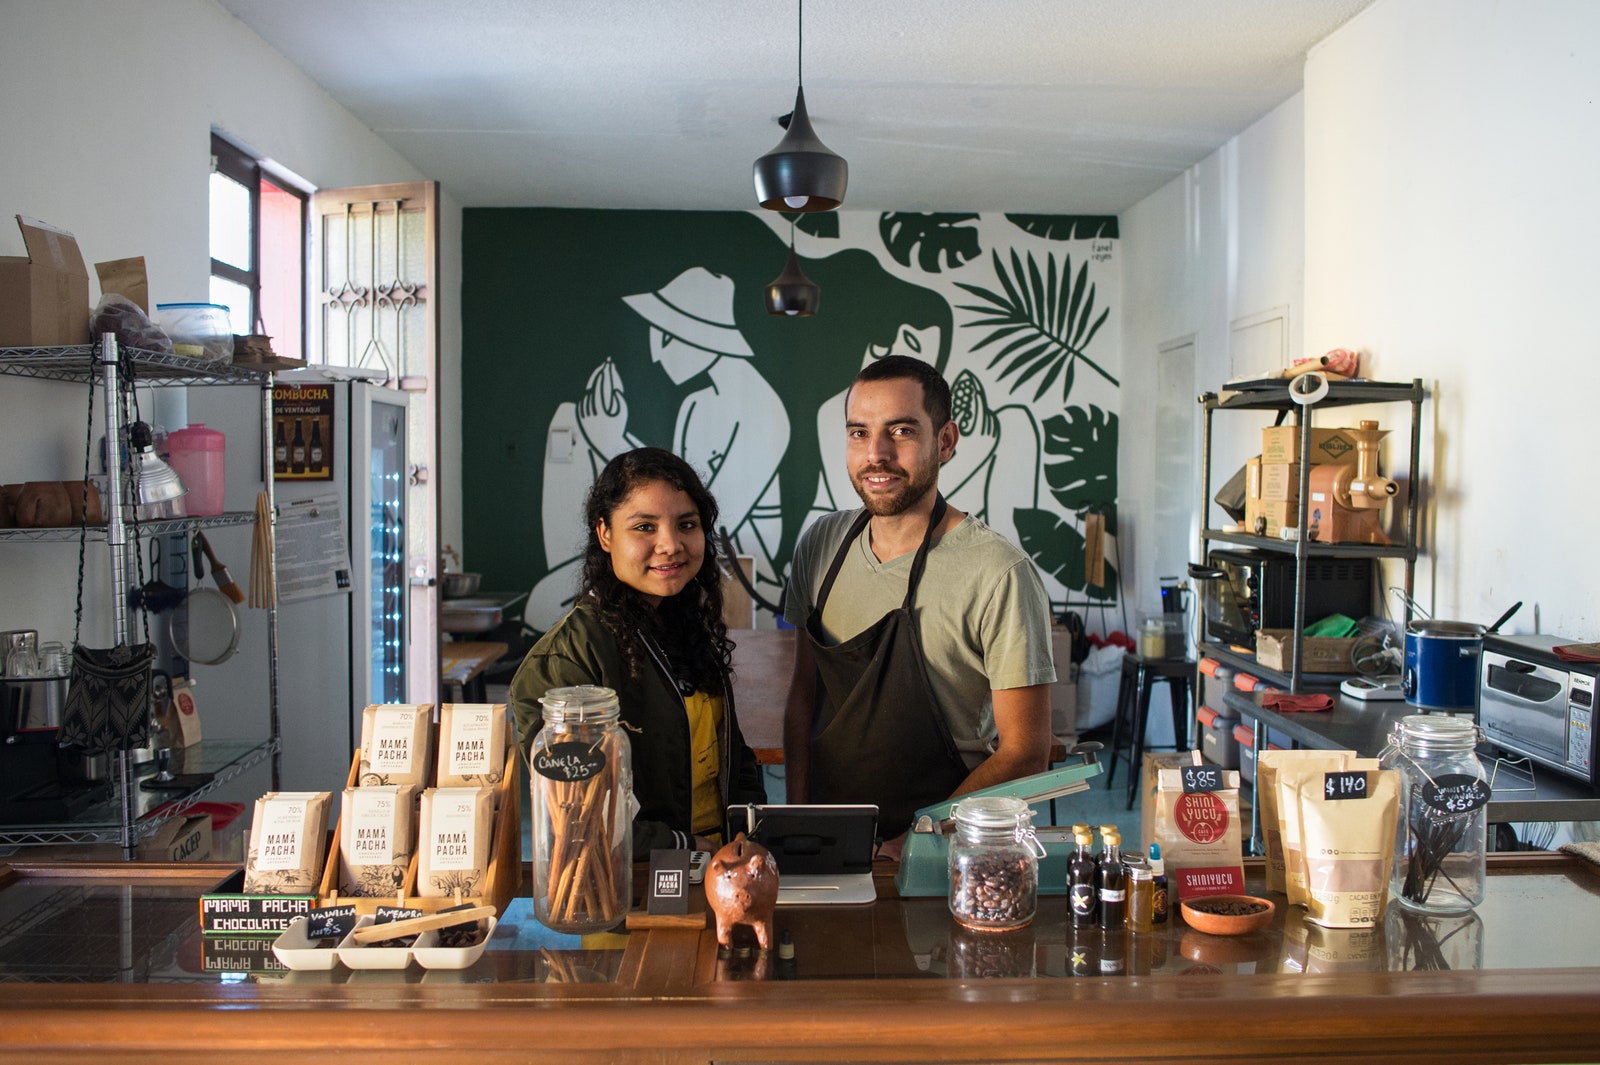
[2,854,1599,1063]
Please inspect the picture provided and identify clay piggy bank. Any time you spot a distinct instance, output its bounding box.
[705,832,779,951]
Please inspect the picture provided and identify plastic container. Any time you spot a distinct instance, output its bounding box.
[530,686,632,934]
[155,302,234,363]
[1382,715,1488,914]
[165,423,226,515]
[948,795,1043,931]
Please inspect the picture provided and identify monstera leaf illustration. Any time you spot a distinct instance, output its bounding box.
[1005,214,1120,241]
[1042,405,1117,522]
[879,212,982,272]
[785,212,840,239]
[1015,508,1118,601]
[955,249,1116,402]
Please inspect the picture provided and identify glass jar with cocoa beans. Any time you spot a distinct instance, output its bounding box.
[947,795,1044,932]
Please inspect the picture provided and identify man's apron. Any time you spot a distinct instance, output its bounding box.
[804,496,969,835]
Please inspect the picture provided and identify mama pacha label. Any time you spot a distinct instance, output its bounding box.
[1423,773,1490,815]
[534,740,607,782]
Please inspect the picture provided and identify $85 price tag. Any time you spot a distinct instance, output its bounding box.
[1180,765,1225,793]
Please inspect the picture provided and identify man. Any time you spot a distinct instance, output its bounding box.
[782,355,1055,844]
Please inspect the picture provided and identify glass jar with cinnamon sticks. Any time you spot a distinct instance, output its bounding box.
[531,686,633,933]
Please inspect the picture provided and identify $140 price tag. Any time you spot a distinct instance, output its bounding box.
[1324,771,1370,800]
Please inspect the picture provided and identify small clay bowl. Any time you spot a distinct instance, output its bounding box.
[1180,894,1276,936]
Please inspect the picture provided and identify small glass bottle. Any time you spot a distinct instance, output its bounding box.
[948,795,1044,931]
[1097,827,1126,931]
[530,685,634,934]
[1382,715,1489,914]
[1126,858,1155,934]
[1148,843,1169,925]
[1068,825,1098,927]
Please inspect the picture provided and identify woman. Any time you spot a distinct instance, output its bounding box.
[510,447,766,858]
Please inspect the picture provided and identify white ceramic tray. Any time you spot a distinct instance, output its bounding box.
[412,915,497,970]
[271,916,346,971]
[337,915,434,970]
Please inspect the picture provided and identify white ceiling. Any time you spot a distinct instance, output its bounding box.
[215,0,1374,214]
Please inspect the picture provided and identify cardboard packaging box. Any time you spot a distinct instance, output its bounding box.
[1245,497,1297,538]
[1260,426,1360,466]
[1254,629,1360,674]
[0,216,91,347]
[1258,463,1301,502]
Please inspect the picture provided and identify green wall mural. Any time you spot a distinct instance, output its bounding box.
[461,208,1121,633]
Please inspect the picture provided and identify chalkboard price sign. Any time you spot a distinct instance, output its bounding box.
[534,740,608,782]
[1181,764,1226,793]
[1323,771,1370,800]
[306,904,358,941]
[1423,773,1491,815]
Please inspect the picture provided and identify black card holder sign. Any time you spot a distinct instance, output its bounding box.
[374,906,425,924]
[306,905,359,943]
[1423,774,1490,815]
[58,642,155,752]
[1324,770,1370,800]
[648,849,692,915]
[1180,764,1227,793]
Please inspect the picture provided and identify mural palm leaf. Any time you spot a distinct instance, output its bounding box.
[956,249,1117,402]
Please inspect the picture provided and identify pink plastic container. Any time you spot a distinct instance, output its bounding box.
[165,423,226,515]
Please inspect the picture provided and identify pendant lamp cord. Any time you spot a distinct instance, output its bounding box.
[797,0,804,87]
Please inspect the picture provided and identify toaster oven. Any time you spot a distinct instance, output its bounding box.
[1191,548,1374,650]
[1479,633,1598,788]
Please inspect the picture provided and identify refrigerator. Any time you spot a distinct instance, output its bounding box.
[262,369,413,795]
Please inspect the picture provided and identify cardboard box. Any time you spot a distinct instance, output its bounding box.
[1260,426,1361,466]
[1254,629,1360,674]
[1258,462,1301,502]
[1048,626,1079,745]
[0,216,91,346]
[1244,497,1297,538]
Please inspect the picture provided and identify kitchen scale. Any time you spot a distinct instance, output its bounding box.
[894,744,1103,897]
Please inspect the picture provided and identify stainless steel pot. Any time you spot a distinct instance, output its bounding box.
[3,675,69,736]
[442,571,481,598]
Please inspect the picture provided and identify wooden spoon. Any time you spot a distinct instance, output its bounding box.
[349,905,494,945]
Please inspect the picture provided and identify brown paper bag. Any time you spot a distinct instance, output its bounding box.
[1151,765,1245,900]
[1276,756,1381,908]
[94,257,149,313]
[1292,765,1399,928]
[1258,749,1355,895]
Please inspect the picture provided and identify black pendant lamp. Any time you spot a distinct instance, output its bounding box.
[753,0,847,212]
[765,223,820,317]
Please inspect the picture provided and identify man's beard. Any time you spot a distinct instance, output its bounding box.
[850,456,939,517]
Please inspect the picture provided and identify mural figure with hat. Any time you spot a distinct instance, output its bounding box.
[531,267,789,630]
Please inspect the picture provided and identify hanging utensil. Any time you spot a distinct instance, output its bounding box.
[1487,601,1522,634]
[169,587,241,666]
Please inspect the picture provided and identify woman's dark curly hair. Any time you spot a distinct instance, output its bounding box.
[580,447,732,693]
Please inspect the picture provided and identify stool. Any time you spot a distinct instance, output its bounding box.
[1104,654,1194,810]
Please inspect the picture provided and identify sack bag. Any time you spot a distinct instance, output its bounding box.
[58,642,156,752]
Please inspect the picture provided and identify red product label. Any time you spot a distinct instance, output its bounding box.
[1173,792,1230,844]
[1176,866,1244,899]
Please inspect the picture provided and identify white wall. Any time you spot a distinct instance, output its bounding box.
[0,0,461,758]
[1120,94,1306,628]
[1304,0,1600,637]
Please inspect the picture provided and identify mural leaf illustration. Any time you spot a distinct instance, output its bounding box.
[956,250,1117,402]
[785,212,840,239]
[1015,507,1117,601]
[879,212,982,273]
[1042,405,1118,526]
[1004,214,1120,241]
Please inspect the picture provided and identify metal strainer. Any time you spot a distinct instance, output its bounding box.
[169,587,240,665]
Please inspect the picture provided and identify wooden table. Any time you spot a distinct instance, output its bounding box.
[441,640,508,702]
[731,628,1068,765]
[2,854,1599,1062]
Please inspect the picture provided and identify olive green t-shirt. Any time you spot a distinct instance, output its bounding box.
[784,510,1057,767]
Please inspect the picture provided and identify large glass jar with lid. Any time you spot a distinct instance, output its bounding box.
[947,795,1045,931]
[530,685,633,933]
[1381,714,1489,914]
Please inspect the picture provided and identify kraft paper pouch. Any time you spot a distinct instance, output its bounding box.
[359,703,435,786]
[338,784,418,896]
[1293,764,1400,928]
[1152,766,1245,900]
[243,791,332,893]
[94,256,150,313]
[1258,749,1355,896]
[1275,756,1381,908]
[416,786,493,898]
[436,703,507,789]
